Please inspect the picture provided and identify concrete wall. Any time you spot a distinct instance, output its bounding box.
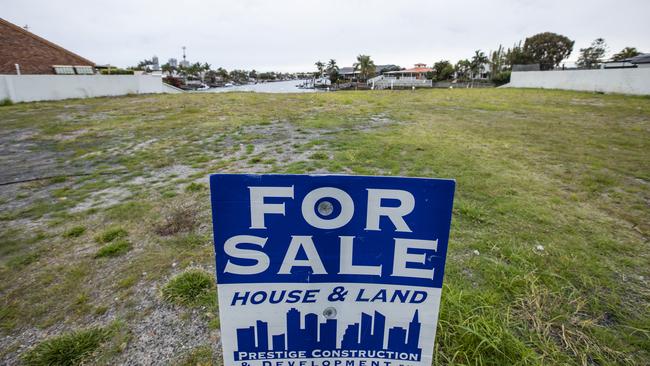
[507,68,650,95]
[0,74,168,102]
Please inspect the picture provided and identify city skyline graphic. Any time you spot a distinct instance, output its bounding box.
[235,308,422,358]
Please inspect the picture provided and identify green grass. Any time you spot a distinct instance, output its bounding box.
[176,345,219,366]
[0,89,648,364]
[185,182,207,192]
[94,227,127,243]
[22,327,110,366]
[63,226,86,238]
[95,239,131,258]
[162,269,216,308]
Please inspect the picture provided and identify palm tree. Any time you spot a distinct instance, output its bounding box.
[326,59,338,73]
[315,61,325,77]
[612,47,641,61]
[354,55,376,82]
[161,63,175,76]
[326,59,339,84]
[489,45,505,80]
[470,50,489,81]
[454,59,471,82]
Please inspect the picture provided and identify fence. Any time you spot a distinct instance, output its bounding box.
[0,74,171,103]
[506,67,650,95]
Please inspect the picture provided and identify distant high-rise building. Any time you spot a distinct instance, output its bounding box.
[151,56,160,71]
[168,58,178,67]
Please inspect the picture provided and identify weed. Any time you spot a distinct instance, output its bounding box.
[309,151,329,160]
[167,233,207,248]
[208,317,220,330]
[162,268,216,307]
[95,227,127,243]
[154,201,198,236]
[7,251,40,269]
[95,240,131,258]
[185,182,207,192]
[106,201,151,221]
[63,226,86,238]
[22,327,110,366]
[175,345,218,366]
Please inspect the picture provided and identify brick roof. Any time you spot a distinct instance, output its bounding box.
[0,17,94,74]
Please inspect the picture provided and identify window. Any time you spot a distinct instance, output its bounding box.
[74,65,94,74]
[53,65,75,75]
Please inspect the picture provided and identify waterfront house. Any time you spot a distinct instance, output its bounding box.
[384,63,433,80]
[0,17,95,75]
[339,65,399,81]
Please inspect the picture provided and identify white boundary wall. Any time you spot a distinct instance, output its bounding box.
[0,74,172,103]
[507,68,650,95]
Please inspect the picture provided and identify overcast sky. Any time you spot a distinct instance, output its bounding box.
[4,0,650,71]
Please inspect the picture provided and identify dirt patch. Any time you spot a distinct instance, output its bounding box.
[70,187,132,213]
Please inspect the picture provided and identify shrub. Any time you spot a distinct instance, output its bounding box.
[0,98,13,107]
[95,227,127,243]
[99,68,133,75]
[22,327,110,366]
[63,226,86,238]
[492,71,511,85]
[95,240,131,258]
[154,201,198,236]
[162,269,215,307]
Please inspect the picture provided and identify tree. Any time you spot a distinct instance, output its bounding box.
[454,59,471,81]
[133,59,155,72]
[576,38,608,69]
[523,32,574,70]
[326,59,339,84]
[612,47,641,61]
[470,50,489,79]
[432,60,454,81]
[354,55,376,82]
[505,41,532,67]
[161,62,176,76]
[315,61,325,77]
[489,45,506,77]
[379,65,401,74]
[216,67,229,81]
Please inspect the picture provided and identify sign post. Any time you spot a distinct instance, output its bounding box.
[210,174,455,366]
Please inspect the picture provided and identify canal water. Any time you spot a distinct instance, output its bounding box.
[202,80,319,94]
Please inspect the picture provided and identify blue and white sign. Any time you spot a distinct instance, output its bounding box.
[210,174,455,366]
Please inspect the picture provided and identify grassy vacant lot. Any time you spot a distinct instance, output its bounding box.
[0,89,648,365]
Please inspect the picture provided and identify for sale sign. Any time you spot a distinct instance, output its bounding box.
[210,174,455,366]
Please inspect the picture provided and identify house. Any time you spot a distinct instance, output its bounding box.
[384,63,433,80]
[603,53,650,69]
[0,17,95,75]
[338,65,399,81]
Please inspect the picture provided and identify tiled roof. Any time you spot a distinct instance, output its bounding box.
[0,17,94,74]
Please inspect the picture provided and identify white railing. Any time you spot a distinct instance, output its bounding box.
[373,78,433,89]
